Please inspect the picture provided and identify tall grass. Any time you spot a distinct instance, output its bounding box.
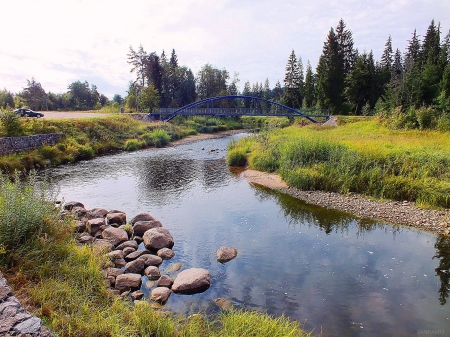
[229,118,450,208]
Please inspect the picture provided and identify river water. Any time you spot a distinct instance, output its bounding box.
[39,134,450,337]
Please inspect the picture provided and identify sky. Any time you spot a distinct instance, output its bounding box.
[1,0,449,99]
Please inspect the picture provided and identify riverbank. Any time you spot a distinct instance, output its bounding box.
[241,169,450,235]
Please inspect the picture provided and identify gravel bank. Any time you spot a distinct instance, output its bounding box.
[241,169,450,235]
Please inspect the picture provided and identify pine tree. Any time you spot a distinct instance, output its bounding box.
[282,50,302,108]
[127,44,147,87]
[316,28,344,113]
[303,61,315,108]
[336,19,356,76]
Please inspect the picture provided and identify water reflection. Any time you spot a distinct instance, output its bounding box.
[434,235,450,305]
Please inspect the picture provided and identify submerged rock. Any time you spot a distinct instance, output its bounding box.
[214,298,233,311]
[172,268,211,295]
[216,246,238,263]
[164,262,182,274]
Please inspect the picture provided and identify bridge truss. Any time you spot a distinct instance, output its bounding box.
[149,95,329,123]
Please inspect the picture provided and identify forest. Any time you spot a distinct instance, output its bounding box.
[1,19,449,130]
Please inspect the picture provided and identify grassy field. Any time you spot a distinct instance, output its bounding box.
[0,171,310,337]
[228,117,450,209]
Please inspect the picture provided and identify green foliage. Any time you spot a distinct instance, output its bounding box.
[124,139,142,151]
[227,148,247,166]
[0,109,24,136]
[151,129,170,147]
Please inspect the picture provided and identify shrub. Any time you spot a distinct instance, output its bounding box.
[227,148,247,166]
[0,110,24,136]
[124,139,142,151]
[437,114,450,132]
[151,129,170,147]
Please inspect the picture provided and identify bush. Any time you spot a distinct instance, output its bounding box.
[437,114,450,132]
[151,129,170,147]
[227,148,247,166]
[124,139,142,151]
[0,110,24,136]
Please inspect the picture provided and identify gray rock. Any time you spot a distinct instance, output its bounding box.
[12,316,42,334]
[133,220,162,237]
[157,248,175,260]
[150,287,171,304]
[64,201,84,211]
[216,246,238,263]
[86,218,106,234]
[142,227,174,251]
[115,273,142,293]
[102,227,128,246]
[157,275,174,288]
[139,254,163,267]
[116,240,138,250]
[144,266,161,280]
[122,247,136,257]
[106,212,126,225]
[124,259,145,274]
[131,212,156,224]
[125,249,151,261]
[172,268,211,295]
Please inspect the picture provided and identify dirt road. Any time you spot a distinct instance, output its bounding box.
[39,111,111,119]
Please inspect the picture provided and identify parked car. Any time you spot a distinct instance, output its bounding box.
[13,108,44,118]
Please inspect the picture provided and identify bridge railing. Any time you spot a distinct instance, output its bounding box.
[152,107,329,117]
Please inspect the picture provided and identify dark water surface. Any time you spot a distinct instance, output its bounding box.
[40,134,450,337]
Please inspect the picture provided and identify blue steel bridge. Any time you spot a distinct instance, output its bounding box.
[149,95,330,123]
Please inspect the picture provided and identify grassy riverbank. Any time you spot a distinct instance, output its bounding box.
[0,115,243,172]
[0,171,311,337]
[228,117,450,209]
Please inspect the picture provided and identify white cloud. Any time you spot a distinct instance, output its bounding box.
[1,0,449,98]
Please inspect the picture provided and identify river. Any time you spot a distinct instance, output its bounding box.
[39,133,450,337]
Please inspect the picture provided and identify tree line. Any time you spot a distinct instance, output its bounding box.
[2,18,449,126]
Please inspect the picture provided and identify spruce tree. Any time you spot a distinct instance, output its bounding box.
[282,50,301,108]
[303,61,315,108]
[316,27,344,114]
[336,19,356,76]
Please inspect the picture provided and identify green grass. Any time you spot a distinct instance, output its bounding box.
[228,117,450,208]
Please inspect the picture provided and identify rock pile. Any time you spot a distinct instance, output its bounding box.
[63,202,219,306]
[0,272,54,336]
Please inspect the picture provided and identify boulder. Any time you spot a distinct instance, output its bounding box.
[157,248,175,260]
[131,213,156,224]
[102,227,128,246]
[124,259,145,274]
[144,266,161,280]
[78,235,94,244]
[90,208,109,217]
[133,220,162,237]
[157,275,174,288]
[106,212,126,225]
[92,239,113,253]
[134,236,143,244]
[172,268,210,295]
[106,250,125,262]
[216,247,238,263]
[122,247,136,257]
[125,249,151,262]
[106,267,124,278]
[115,274,142,293]
[75,220,86,233]
[150,287,171,304]
[86,218,106,234]
[143,228,174,251]
[114,258,126,268]
[139,254,163,267]
[72,206,87,219]
[64,201,84,211]
[116,240,139,250]
[131,290,144,301]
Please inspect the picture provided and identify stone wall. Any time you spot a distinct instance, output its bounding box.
[0,134,65,156]
[0,271,54,336]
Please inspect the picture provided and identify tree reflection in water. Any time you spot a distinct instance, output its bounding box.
[434,235,450,305]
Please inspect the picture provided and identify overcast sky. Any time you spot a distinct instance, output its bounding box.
[1,0,449,98]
